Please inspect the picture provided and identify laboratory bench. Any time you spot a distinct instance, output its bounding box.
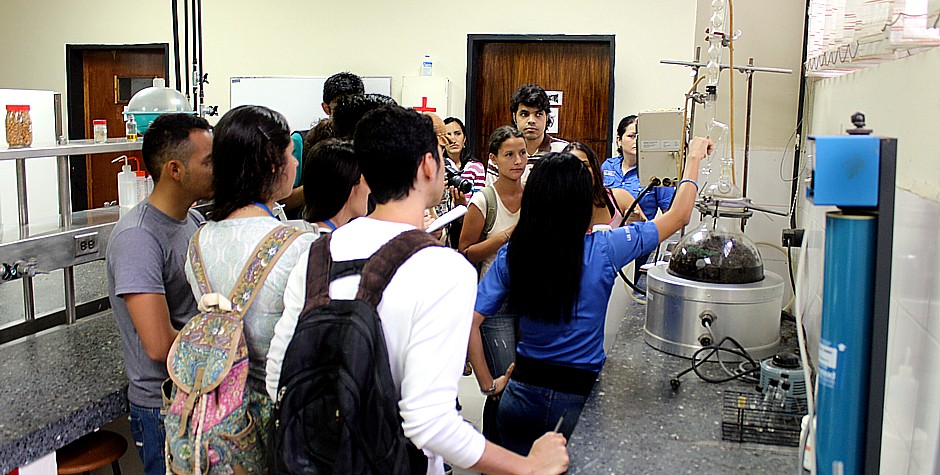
[567,298,801,473]
[0,312,127,474]
[0,292,801,474]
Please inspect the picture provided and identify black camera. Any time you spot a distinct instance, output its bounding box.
[445,163,473,194]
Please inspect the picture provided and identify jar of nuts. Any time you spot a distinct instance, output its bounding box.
[5,105,32,148]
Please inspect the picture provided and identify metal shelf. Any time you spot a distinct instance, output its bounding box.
[1,94,142,333]
[0,208,121,276]
[0,138,141,161]
[1,207,121,245]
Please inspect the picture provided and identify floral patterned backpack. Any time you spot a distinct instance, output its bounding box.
[163,225,304,474]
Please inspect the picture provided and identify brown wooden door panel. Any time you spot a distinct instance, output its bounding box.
[82,49,165,208]
[471,39,612,161]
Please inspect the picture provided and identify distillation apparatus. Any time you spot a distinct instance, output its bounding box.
[643,0,794,361]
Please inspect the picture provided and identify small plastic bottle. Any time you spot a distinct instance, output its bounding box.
[421,55,433,76]
[135,170,148,203]
[93,119,108,143]
[125,114,138,142]
[114,156,137,208]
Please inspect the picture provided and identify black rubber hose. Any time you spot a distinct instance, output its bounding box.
[615,180,659,292]
[618,181,658,228]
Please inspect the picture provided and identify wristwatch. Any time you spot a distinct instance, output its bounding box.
[481,380,498,396]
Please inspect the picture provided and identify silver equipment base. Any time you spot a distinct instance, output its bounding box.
[644,264,784,360]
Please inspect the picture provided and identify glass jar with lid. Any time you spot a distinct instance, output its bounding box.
[5,105,33,148]
[93,119,108,143]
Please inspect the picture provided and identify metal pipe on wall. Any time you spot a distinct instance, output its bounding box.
[742,58,754,198]
[190,0,197,109]
[184,0,190,101]
[196,0,205,115]
[54,94,77,325]
[171,0,182,93]
[15,159,35,321]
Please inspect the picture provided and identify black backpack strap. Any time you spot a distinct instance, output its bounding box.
[303,234,334,315]
[330,259,369,281]
[356,229,443,307]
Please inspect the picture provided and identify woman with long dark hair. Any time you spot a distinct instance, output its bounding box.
[185,105,316,439]
[468,137,712,454]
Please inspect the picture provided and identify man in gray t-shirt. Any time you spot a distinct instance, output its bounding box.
[106,113,213,475]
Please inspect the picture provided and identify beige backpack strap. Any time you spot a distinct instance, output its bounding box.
[227,225,307,313]
[188,226,213,296]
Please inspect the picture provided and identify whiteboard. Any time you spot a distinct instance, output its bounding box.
[229,76,393,131]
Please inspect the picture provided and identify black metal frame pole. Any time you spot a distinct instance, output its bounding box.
[196,0,204,114]
[190,0,198,111]
[790,0,812,229]
[864,138,897,473]
[171,0,181,92]
[183,0,190,102]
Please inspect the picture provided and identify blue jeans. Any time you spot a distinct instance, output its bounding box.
[480,311,518,381]
[129,403,166,475]
[497,380,589,456]
[480,310,519,443]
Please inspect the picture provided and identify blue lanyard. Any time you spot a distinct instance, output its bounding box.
[253,202,276,219]
[322,219,338,231]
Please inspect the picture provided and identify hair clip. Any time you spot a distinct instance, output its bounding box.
[256,125,271,140]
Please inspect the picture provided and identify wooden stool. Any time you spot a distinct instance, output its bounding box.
[56,430,127,475]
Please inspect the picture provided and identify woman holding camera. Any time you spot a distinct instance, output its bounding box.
[444,116,486,196]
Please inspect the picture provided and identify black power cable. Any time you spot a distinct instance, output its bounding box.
[670,335,760,390]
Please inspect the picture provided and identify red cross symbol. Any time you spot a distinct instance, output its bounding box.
[413,97,437,113]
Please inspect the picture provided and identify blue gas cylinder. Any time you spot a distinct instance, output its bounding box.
[815,212,876,475]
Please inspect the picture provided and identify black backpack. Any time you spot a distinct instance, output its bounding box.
[271,230,439,474]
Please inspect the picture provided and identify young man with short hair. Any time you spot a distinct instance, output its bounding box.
[284,71,367,216]
[321,71,365,117]
[106,113,213,475]
[273,105,569,475]
[487,84,569,185]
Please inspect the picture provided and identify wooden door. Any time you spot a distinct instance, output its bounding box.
[79,48,167,209]
[467,36,614,162]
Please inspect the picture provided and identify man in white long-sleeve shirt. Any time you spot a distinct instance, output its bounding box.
[267,105,568,474]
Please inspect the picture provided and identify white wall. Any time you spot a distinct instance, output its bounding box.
[803,46,940,474]
[0,0,699,135]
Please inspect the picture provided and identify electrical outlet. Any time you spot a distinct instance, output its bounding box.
[781,228,805,248]
[74,232,99,257]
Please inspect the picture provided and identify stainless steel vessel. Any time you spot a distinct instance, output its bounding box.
[645,264,784,359]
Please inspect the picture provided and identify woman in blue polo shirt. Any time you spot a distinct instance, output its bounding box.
[602,115,678,278]
[468,138,712,454]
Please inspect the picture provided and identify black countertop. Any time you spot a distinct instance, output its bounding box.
[0,313,127,474]
[567,299,800,473]
[0,299,802,473]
